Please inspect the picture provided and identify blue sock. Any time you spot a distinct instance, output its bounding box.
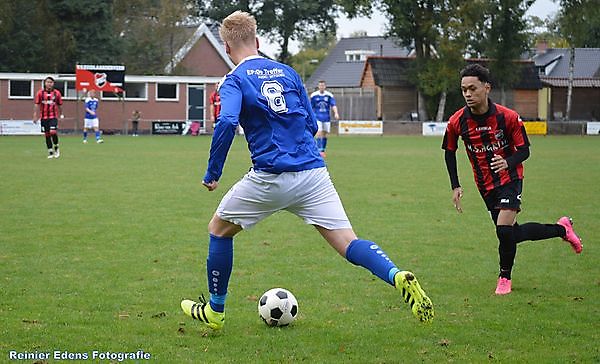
[95,130,100,140]
[83,131,87,140]
[206,234,233,312]
[323,137,328,151]
[345,239,400,286]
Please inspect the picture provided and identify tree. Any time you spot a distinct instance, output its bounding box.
[528,15,569,48]
[0,1,42,72]
[481,0,533,105]
[196,0,251,22]
[0,0,74,72]
[416,0,487,120]
[382,0,445,120]
[114,0,196,74]
[198,0,338,64]
[53,0,120,69]
[158,0,194,74]
[0,0,119,73]
[340,0,563,120]
[557,0,600,120]
[557,0,600,48]
[338,0,483,120]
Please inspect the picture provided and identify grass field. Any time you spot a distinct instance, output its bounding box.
[1,135,598,363]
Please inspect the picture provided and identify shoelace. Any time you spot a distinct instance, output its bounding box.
[191,294,210,323]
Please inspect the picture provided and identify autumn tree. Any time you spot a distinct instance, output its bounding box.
[481,0,533,105]
[198,0,337,64]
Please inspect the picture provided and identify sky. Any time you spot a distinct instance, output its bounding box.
[258,0,560,58]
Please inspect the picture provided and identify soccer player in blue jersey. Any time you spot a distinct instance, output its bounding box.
[83,90,103,144]
[180,11,433,330]
[310,80,339,157]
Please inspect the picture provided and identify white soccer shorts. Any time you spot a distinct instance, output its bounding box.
[84,118,99,129]
[317,120,331,133]
[216,167,352,230]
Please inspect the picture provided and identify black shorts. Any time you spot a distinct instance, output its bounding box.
[41,118,58,133]
[480,179,523,213]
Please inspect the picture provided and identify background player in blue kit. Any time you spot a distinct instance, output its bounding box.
[180,10,434,330]
[311,80,339,157]
[83,90,103,144]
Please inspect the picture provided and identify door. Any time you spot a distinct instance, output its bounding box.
[187,84,205,121]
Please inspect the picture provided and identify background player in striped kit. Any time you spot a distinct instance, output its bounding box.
[209,82,221,128]
[33,76,63,158]
[442,64,583,295]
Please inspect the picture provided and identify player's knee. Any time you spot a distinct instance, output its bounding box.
[44,132,51,137]
[208,215,241,237]
[496,225,514,242]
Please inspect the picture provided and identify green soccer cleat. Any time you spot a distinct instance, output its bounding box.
[394,271,434,323]
[181,294,225,330]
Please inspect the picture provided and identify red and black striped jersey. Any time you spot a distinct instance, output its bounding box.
[442,102,530,193]
[35,88,63,120]
[209,90,221,118]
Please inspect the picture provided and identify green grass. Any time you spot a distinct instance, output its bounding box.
[1,135,598,363]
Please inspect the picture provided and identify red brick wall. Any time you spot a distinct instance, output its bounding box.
[513,89,538,120]
[1,80,216,133]
[178,37,230,77]
[550,87,600,120]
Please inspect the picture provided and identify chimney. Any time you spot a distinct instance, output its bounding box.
[536,40,548,55]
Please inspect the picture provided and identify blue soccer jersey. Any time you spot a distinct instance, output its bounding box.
[204,56,324,183]
[310,90,336,122]
[85,97,99,119]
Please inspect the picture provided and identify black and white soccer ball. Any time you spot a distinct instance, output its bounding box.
[258,288,298,327]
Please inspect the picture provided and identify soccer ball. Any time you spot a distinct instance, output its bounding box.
[258,288,298,327]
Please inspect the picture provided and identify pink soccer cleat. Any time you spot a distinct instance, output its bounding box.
[495,277,512,295]
[557,216,583,254]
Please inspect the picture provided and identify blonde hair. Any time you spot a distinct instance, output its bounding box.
[220,10,257,46]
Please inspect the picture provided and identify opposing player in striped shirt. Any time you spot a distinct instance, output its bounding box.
[33,76,63,158]
[442,64,583,295]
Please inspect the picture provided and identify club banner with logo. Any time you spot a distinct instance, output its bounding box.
[152,121,184,135]
[422,122,448,136]
[587,122,600,135]
[0,120,42,135]
[76,64,125,93]
[338,120,383,135]
[523,121,547,135]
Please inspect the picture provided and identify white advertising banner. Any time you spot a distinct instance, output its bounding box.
[338,120,383,135]
[587,122,600,135]
[0,120,42,135]
[422,122,448,136]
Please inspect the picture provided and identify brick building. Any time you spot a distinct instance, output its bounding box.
[0,22,233,134]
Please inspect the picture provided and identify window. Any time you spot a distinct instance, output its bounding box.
[64,81,78,99]
[125,83,147,100]
[9,80,32,98]
[156,83,178,101]
[345,50,376,62]
[52,80,78,99]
